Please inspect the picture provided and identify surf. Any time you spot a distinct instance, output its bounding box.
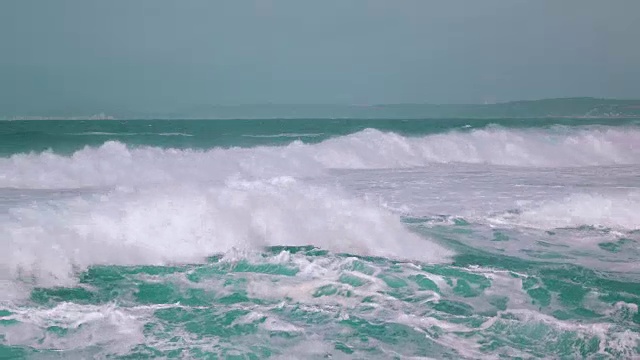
[1,126,639,189]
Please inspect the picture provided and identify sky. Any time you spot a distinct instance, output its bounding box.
[1,0,639,114]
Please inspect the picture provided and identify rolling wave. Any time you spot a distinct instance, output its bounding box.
[0,178,451,288]
[1,126,639,189]
[490,191,640,231]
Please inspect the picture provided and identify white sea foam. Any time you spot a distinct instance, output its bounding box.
[1,126,639,189]
[313,126,640,168]
[0,303,145,355]
[483,309,640,357]
[0,178,451,289]
[68,132,132,136]
[490,191,640,230]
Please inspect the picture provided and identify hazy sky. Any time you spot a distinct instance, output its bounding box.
[2,0,639,113]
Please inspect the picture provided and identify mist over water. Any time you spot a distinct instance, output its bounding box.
[1,119,639,359]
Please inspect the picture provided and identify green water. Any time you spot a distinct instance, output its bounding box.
[1,117,638,155]
[3,240,638,359]
[1,118,639,359]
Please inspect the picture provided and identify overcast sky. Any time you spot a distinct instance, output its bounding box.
[2,0,639,113]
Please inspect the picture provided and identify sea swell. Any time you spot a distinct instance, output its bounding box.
[1,126,639,189]
[0,178,452,289]
[1,123,640,359]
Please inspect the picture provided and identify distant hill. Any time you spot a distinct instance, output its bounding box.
[4,97,640,120]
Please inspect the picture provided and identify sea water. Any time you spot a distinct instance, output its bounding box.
[0,118,639,359]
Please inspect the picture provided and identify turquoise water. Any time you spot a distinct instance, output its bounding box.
[2,118,639,155]
[1,119,639,359]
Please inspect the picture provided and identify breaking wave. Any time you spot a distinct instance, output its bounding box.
[0,178,451,288]
[1,126,639,189]
[490,191,640,231]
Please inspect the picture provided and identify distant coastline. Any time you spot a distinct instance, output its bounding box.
[3,97,640,120]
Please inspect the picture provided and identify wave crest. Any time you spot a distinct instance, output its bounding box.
[0,179,451,288]
[1,126,639,189]
[489,191,640,230]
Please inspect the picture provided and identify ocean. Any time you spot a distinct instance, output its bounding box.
[1,118,639,359]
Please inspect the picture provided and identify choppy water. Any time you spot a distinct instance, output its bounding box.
[1,119,639,359]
